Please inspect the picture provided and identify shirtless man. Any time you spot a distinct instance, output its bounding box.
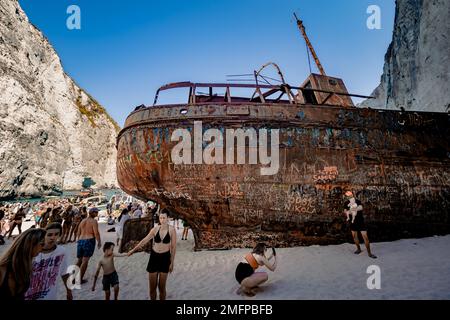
[92,242,126,300]
[76,207,102,284]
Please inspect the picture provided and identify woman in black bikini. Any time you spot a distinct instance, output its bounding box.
[128,211,176,300]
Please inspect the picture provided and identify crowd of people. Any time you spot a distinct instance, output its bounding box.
[0,198,161,244]
[0,195,180,300]
[0,189,375,300]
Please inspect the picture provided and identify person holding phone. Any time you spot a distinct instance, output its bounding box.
[234,243,277,297]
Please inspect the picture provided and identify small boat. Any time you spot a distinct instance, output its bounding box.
[80,195,108,211]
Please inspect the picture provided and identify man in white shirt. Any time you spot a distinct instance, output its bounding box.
[25,223,73,300]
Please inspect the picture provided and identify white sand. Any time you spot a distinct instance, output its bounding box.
[1,221,450,300]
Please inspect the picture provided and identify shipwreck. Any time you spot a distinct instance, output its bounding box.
[117,14,450,250]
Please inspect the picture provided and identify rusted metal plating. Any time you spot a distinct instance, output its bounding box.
[117,84,450,249]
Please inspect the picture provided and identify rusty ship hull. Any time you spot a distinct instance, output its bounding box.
[117,101,450,250]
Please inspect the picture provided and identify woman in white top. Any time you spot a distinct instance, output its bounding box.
[235,243,277,296]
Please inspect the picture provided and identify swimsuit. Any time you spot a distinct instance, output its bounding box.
[146,226,171,273]
[350,212,367,231]
[102,271,119,291]
[154,226,171,244]
[77,238,96,258]
[235,263,254,284]
[146,250,171,273]
[235,253,259,284]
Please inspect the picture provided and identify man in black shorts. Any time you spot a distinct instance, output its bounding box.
[344,191,377,259]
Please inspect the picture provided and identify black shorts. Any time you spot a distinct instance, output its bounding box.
[350,216,367,231]
[235,263,254,284]
[146,249,171,273]
[102,271,119,291]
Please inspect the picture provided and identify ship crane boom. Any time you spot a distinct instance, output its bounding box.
[294,13,326,76]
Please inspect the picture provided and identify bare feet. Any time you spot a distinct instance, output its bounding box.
[236,287,256,297]
[243,289,256,297]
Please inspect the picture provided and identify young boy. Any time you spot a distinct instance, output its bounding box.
[92,242,126,300]
[25,223,73,300]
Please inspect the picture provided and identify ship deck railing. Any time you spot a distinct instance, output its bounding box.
[151,82,373,107]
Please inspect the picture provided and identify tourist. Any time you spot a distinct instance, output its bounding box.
[91,242,127,300]
[6,207,25,239]
[60,205,74,244]
[343,191,377,259]
[24,223,73,300]
[128,211,177,300]
[48,207,63,225]
[181,220,190,240]
[0,208,5,245]
[68,206,81,242]
[76,207,102,284]
[107,215,115,225]
[80,206,88,220]
[33,205,43,228]
[0,228,46,299]
[116,209,130,248]
[235,243,277,297]
[40,207,52,229]
[134,205,143,219]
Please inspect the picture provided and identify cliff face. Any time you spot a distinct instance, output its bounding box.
[0,0,120,199]
[361,0,450,112]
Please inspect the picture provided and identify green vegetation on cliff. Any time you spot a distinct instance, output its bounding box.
[75,89,121,132]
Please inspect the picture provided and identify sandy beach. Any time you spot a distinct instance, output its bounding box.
[1,220,449,300]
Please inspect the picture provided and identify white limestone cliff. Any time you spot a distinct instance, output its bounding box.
[360,0,450,112]
[0,0,120,199]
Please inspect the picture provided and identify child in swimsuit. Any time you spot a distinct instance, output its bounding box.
[92,242,127,300]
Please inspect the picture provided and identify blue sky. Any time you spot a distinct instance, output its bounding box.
[19,0,395,127]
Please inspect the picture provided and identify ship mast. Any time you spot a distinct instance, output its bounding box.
[294,13,326,76]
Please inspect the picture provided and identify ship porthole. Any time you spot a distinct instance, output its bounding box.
[180,109,188,115]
